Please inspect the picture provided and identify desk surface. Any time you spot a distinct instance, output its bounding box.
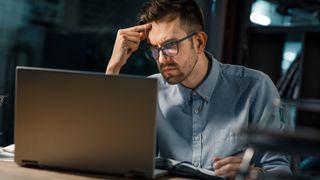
[0,160,113,180]
[0,161,189,180]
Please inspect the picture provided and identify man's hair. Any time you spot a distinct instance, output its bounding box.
[137,0,204,33]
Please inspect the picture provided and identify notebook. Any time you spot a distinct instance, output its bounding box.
[14,66,168,179]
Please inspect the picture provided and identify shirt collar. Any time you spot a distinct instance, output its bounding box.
[177,51,220,102]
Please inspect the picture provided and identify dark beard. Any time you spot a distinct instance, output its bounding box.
[160,56,198,85]
[160,63,177,71]
[159,43,198,85]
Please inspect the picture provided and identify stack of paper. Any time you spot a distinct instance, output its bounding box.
[0,144,14,161]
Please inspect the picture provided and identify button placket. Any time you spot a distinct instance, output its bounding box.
[191,95,203,168]
[194,134,201,141]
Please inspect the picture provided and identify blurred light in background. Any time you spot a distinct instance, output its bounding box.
[250,0,272,26]
[250,12,271,26]
[281,41,302,74]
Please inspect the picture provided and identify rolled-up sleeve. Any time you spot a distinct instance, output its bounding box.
[250,73,291,173]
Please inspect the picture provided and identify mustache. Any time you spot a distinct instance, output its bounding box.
[160,63,178,71]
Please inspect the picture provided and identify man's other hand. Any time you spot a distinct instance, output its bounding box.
[213,156,242,179]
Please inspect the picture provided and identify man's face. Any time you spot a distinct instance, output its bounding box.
[147,18,198,85]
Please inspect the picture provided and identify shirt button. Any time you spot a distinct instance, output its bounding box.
[193,161,199,167]
[193,135,200,141]
[194,109,199,114]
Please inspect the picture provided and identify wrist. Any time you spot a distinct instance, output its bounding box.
[106,54,129,75]
[251,166,265,173]
[106,63,121,75]
[246,165,265,180]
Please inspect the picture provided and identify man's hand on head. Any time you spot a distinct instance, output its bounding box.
[106,23,152,75]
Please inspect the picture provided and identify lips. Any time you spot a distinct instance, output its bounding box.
[161,64,176,71]
[161,66,177,75]
[162,67,176,71]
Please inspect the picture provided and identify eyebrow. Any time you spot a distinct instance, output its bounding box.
[147,38,179,47]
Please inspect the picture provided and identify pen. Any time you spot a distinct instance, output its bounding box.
[207,149,246,171]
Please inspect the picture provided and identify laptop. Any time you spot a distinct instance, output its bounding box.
[14,66,168,179]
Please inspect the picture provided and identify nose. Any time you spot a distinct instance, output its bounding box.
[157,50,171,64]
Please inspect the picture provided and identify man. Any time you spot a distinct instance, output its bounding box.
[106,0,291,179]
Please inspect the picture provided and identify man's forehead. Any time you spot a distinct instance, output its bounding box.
[147,19,187,45]
[147,30,176,44]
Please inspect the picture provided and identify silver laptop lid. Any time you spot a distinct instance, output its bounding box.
[14,66,158,178]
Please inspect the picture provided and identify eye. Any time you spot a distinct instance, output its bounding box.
[163,42,178,56]
[150,47,159,59]
[164,42,177,49]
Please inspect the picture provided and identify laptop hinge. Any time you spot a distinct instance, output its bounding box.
[125,170,146,178]
[21,160,39,167]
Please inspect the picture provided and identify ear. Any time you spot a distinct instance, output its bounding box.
[194,32,207,54]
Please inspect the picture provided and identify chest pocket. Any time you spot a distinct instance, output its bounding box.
[214,129,244,157]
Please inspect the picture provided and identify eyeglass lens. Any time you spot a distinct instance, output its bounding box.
[149,42,178,60]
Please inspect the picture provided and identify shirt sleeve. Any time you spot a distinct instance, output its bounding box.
[249,73,292,173]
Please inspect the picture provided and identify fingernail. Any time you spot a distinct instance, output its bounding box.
[213,157,219,161]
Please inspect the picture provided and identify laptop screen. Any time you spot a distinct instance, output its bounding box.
[14,66,159,178]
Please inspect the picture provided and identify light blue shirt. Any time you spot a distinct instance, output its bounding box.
[151,52,291,172]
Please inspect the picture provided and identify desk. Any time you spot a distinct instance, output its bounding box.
[0,160,113,180]
[0,161,189,180]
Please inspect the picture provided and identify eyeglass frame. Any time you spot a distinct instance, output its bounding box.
[144,32,198,61]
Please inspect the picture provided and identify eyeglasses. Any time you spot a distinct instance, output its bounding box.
[144,32,197,61]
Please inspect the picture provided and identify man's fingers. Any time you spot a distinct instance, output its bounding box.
[214,163,241,179]
[124,35,141,45]
[123,40,140,54]
[214,156,242,170]
[212,156,220,162]
[215,163,241,173]
[121,31,140,37]
[107,24,151,75]
[116,31,141,54]
[139,31,148,41]
[121,32,146,43]
[130,23,152,32]
[215,170,238,179]
[129,24,151,40]
[117,24,151,46]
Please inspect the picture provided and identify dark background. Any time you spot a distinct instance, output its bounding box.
[0,0,320,161]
